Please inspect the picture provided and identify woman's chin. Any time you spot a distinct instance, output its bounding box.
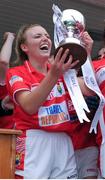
[40,53,50,59]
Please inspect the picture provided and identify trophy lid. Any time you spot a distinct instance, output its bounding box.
[61,9,85,34]
[62,9,85,27]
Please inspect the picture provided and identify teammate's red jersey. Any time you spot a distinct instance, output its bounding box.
[0,84,14,128]
[92,58,105,146]
[66,95,99,150]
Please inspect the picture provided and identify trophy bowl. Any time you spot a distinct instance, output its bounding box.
[54,38,87,69]
[53,8,87,69]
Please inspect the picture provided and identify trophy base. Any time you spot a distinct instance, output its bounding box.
[54,39,87,69]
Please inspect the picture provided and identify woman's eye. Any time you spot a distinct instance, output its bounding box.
[33,35,41,38]
[33,34,50,39]
[46,35,50,39]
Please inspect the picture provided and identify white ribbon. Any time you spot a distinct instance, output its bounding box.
[64,69,90,123]
[81,55,105,133]
[52,4,68,48]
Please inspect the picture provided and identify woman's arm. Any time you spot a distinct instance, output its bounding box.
[0,32,15,84]
[15,48,79,115]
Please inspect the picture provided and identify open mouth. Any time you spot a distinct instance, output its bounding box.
[40,44,49,52]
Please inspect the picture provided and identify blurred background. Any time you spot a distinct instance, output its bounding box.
[0,0,105,60]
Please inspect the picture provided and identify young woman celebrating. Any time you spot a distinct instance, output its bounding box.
[6,24,94,179]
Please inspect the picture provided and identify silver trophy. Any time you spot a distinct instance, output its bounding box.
[52,5,87,68]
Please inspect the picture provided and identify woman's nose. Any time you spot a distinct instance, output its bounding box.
[42,35,48,41]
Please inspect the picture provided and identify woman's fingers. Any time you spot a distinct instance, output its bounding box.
[81,31,93,54]
[54,48,70,64]
[54,47,63,63]
[63,55,79,72]
[59,49,70,64]
[54,47,79,73]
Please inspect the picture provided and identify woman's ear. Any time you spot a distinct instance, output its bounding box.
[20,43,28,53]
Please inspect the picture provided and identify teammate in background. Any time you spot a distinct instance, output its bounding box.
[98,47,105,59]
[6,24,95,178]
[0,32,15,128]
[92,56,105,179]
[84,26,105,178]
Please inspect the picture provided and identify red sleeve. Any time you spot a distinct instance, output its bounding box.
[92,59,105,72]
[6,67,30,103]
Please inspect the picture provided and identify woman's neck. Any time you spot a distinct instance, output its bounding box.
[29,57,48,75]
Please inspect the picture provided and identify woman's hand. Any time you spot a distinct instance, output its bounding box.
[50,48,79,78]
[3,32,15,41]
[81,31,93,55]
[2,95,14,110]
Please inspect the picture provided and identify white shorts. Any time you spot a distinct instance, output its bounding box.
[16,130,77,179]
[75,146,99,178]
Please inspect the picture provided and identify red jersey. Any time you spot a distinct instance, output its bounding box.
[6,61,98,149]
[0,84,14,128]
[67,95,98,149]
[93,58,105,96]
[0,84,7,99]
[6,61,74,132]
[92,58,105,146]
